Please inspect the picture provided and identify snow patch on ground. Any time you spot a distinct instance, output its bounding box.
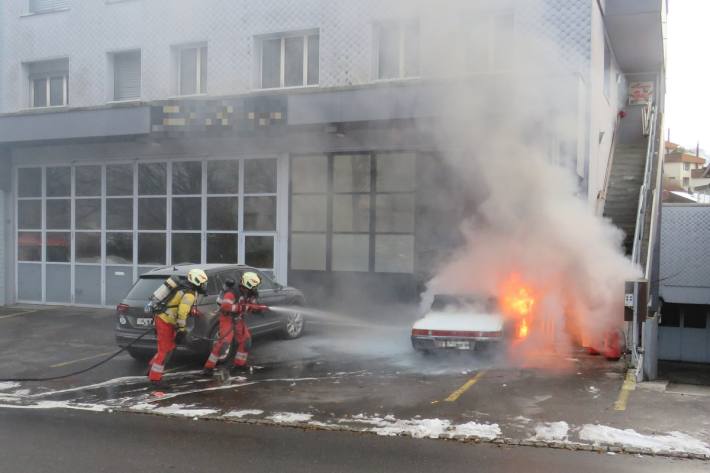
[0,382,20,391]
[129,402,156,412]
[450,421,501,440]
[531,421,569,441]
[150,403,218,417]
[579,424,710,455]
[307,421,333,427]
[12,389,31,396]
[339,415,500,440]
[373,418,452,439]
[0,400,108,412]
[266,412,314,423]
[223,409,264,418]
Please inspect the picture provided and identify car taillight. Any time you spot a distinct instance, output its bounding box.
[412,329,430,336]
[116,303,129,314]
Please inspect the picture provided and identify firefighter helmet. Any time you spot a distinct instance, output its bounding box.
[187,268,208,288]
[241,271,261,290]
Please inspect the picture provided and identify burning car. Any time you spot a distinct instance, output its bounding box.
[411,294,510,353]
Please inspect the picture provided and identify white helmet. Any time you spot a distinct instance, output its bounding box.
[187,268,208,288]
[240,271,261,290]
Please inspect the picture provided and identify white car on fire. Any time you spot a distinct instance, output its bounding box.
[411,294,508,353]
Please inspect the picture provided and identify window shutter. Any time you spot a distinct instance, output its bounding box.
[30,0,69,13]
[114,52,141,101]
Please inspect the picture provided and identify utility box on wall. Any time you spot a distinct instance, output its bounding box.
[624,279,648,322]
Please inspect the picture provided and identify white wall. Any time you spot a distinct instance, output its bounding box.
[587,0,625,209]
[664,162,683,182]
[1,0,596,114]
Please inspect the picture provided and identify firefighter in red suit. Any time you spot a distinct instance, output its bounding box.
[202,271,267,376]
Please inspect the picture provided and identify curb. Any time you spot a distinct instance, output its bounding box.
[117,408,710,461]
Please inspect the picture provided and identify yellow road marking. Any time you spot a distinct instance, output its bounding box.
[614,370,637,411]
[50,351,116,369]
[444,371,487,402]
[0,310,37,320]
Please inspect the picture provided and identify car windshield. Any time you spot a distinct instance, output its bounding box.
[125,276,181,301]
[430,294,497,313]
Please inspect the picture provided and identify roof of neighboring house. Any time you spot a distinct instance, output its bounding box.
[662,190,697,203]
[660,204,710,304]
[665,141,681,151]
[691,167,710,178]
[664,153,706,165]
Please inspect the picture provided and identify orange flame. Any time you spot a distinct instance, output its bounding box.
[518,318,529,339]
[501,274,536,317]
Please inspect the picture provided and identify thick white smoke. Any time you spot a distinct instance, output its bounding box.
[403,0,641,359]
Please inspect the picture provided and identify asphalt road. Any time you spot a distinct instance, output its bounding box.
[2,304,710,468]
[0,408,704,473]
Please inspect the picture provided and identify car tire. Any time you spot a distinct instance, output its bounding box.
[281,307,305,339]
[127,347,153,362]
[208,323,235,363]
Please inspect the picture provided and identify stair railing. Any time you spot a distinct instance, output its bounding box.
[629,101,658,366]
[595,112,623,216]
[630,104,657,268]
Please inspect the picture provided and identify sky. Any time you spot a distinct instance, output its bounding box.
[665,0,710,150]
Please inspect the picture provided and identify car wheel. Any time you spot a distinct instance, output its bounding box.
[127,347,153,362]
[208,324,235,363]
[281,308,305,339]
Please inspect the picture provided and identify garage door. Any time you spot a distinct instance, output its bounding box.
[658,303,710,363]
[14,157,288,307]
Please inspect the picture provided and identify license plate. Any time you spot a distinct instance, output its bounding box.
[135,317,154,327]
[435,340,471,350]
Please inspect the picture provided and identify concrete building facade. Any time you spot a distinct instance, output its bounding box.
[0,0,666,308]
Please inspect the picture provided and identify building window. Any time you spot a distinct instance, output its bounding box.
[112,50,141,101]
[177,45,207,96]
[290,153,417,274]
[376,20,419,80]
[29,0,68,14]
[290,155,328,271]
[27,59,68,108]
[466,12,514,73]
[260,32,319,89]
[684,163,690,171]
[14,158,284,305]
[682,305,708,329]
[683,177,690,187]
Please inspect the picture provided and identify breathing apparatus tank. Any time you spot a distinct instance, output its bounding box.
[144,276,181,314]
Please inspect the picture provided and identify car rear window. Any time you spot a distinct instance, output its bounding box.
[125,276,176,301]
[431,295,497,312]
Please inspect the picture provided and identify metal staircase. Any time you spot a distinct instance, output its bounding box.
[602,141,648,255]
[599,104,659,275]
[597,99,662,375]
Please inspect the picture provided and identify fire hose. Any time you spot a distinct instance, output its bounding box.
[0,302,269,383]
[191,302,269,345]
[0,327,155,383]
